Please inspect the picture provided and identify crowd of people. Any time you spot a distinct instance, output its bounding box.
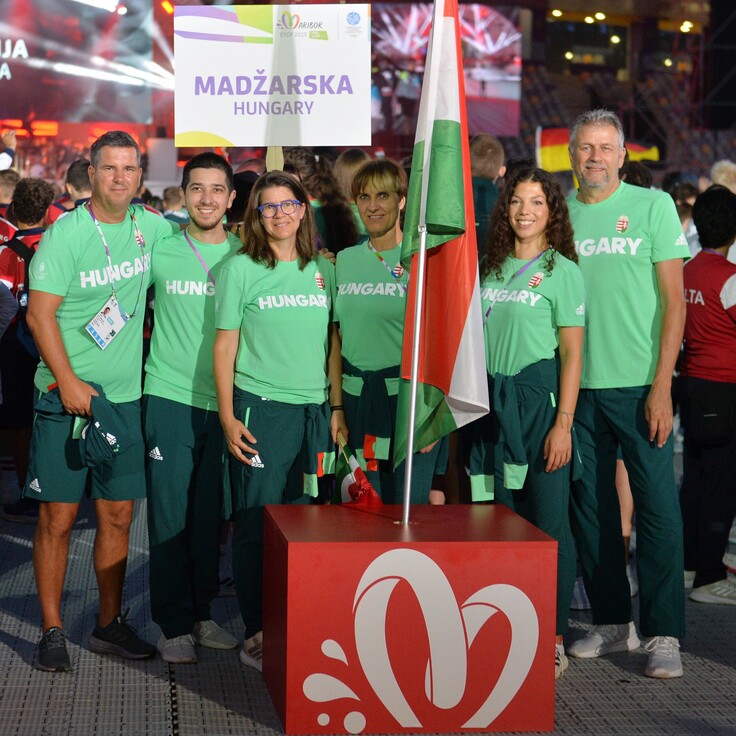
[0,110,734,686]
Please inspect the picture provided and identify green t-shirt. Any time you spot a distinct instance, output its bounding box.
[144,229,240,410]
[215,254,336,404]
[29,204,177,402]
[335,241,408,396]
[567,181,689,388]
[481,251,585,377]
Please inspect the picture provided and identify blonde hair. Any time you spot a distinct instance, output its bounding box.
[710,159,736,194]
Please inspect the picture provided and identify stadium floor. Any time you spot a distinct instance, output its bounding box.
[1,490,734,736]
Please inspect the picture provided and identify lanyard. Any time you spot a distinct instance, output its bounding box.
[87,203,147,318]
[483,248,548,325]
[183,229,216,286]
[366,240,407,295]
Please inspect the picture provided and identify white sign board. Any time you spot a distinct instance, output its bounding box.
[174,4,371,147]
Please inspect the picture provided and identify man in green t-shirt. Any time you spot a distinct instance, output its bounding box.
[24,131,177,672]
[565,110,689,679]
[143,153,240,663]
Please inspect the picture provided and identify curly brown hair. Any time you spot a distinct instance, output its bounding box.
[481,167,577,281]
[238,171,317,270]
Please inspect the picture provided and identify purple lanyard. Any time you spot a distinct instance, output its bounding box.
[183,230,216,286]
[483,249,548,325]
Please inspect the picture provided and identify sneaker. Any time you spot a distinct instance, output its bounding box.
[567,622,640,659]
[643,636,683,678]
[193,619,238,650]
[555,643,568,679]
[627,563,638,597]
[158,633,197,664]
[569,576,591,611]
[36,627,71,672]
[689,577,736,605]
[684,570,696,590]
[88,609,156,660]
[239,630,263,672]
[1,498,39,524]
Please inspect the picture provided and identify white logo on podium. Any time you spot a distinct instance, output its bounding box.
[303,548,539,733]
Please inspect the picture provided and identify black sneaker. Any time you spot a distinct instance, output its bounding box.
[1,498,39,524]
[88,609,156,660]
[37,627,71,672]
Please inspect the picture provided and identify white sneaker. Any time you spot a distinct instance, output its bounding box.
[569,576,591,611]
[193,619,238,649]
[684,570,695,590]
[643,636,683,678]
[567,622,640,659]
[158,633,197,664]
[555,643,568,679]
[689,577,736,605]
[239,630,263,672]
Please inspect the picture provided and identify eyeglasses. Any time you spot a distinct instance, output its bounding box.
[257,200,303,218]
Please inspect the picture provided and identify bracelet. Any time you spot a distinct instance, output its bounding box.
[330,405,344,411]
[557,410,574,418]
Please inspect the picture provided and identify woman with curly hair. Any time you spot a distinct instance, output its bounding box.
[470,167,585,679]
[284,147,359,254]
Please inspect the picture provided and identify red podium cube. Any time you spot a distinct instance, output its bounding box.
[263,504,556,734]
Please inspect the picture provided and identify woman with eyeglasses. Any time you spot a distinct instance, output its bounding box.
[334,158,446,504]
[470,167,585,679]
[213,170,346,672]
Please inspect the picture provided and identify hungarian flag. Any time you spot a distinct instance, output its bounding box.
[334,433,382,506]
[394,0,489,468]
[536,127,571,172]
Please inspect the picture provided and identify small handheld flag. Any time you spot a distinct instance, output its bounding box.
[335,433,382,506]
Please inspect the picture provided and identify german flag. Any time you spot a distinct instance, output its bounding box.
[536,127,660,171]
[626,141,660,162]
[536,127,571,172]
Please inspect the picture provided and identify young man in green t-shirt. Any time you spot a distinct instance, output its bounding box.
[24,131,177,672]
[143,153,240,663]
[565,110,689,679]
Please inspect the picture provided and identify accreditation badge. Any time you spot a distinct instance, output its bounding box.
[86,295,128,350]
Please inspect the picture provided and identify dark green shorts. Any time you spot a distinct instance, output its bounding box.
[24,396,145,503]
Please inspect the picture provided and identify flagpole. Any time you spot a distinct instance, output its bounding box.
[401,225,428,525]
[399,0,444,526]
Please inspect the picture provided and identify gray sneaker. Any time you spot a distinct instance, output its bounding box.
[643,636,683,678]
[567,622,640,659]
[193,620,238,650]
[158,633,197,664]
[37,627,71,672]
[689,577,736,605]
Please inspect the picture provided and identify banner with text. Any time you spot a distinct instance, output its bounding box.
[174,4,371,147]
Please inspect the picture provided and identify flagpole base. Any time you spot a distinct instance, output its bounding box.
[263,504,556,734]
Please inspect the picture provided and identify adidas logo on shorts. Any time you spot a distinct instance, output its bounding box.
[148,447,164,461]
[250,454,265,469]
[29,478,42,493]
